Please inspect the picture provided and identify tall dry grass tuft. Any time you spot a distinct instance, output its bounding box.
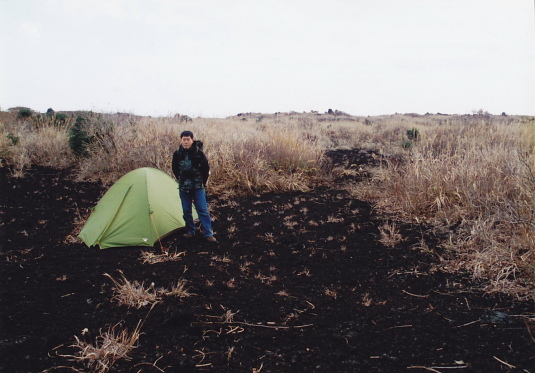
[208,124,324,193]
[379,222,403,248]
[1,120,76,176]
[364,116,535,297]
[67,321,142,373]
[104,271,162,309]
[63,114,325,192]
[1,110,421,190]
[167,279,193,298]
[73,115,181,182]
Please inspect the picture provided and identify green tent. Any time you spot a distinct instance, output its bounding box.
[79,167,195,249]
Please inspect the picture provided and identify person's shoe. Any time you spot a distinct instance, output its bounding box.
[183,233,195,238]
[205,236,217,243]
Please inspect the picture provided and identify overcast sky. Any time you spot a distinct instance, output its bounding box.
[1,0,534,117]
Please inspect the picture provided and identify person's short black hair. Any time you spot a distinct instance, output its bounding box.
[180,130,194,139]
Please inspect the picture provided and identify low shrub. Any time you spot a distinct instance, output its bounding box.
[17,107,33,120]
[69,116,94,157]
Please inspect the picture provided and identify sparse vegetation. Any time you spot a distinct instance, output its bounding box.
[379,222,404,248]
[64,321,142,373]
[104,271,162,309]
[139,250,186,264]
[1,109,534,295]
[167,279,193,298]
[1,108,535,372]
[360,115,535,296]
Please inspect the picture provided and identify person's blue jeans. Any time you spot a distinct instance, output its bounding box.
[179,188,214,237]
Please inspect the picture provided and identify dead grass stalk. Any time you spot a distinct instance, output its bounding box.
[68,321,142,373]
[104,271,161,308]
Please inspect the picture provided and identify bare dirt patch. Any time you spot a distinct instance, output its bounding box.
[1,150,534,372]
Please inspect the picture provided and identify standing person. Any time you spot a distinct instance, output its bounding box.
[172,130,217,243]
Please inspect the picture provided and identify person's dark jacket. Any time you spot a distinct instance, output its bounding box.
[172,140,210,191]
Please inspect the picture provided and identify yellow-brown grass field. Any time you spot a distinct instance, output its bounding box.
[2,109,533,297]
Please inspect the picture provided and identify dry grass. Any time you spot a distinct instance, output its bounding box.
[2,109,534,296]
[140,250,186,264]
[359,115,535,297]
[254,271,278,285]
[2,111,377,191]
[1,121,75,176]
[167,279,193,298]
[0,110,433,188]
[104,271,193,307]
[324,287,338,299]
[67,321,142,373]
[361,293,373,307]
[379,222,403,248]
[104,271,162,309]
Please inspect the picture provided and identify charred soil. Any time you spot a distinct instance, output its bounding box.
[1,150,534,373]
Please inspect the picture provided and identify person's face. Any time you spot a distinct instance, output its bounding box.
[181,136,193,149]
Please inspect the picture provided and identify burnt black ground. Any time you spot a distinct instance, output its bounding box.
[1,150,534,373]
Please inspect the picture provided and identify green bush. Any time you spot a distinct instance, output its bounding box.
[17,107,33,119]
[69,116,93,156]
[7,132,19,146]
[54,113,68,125]
[406,128,419,141]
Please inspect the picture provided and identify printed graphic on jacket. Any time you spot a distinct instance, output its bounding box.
[172,140,210,191]
[178,152,204,190]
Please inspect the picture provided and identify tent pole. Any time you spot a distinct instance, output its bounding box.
[150,212,167,253]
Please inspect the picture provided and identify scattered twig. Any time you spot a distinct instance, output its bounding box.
[232,321,313,329]
[226,325,245,334]
[200,320,313,329]
[402,290,428,298]
[193,349,207,365]
[133,356,165,372]
[524,319,535,344]
[493,356,515,369]
[408,365,469,371]
[385,324,412,330]
[42,366,81,372]
[464,297,471,310]
[432,366,468,369]
[407,366,442,373]
[453,319,481,328]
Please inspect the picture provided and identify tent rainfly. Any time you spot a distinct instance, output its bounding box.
[79,167,195,249]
